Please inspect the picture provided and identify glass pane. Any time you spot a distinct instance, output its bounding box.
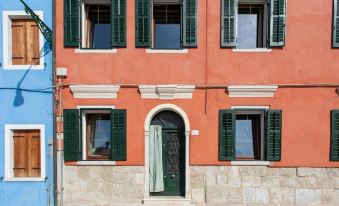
[167,133,180,175]
[87,113,111,158]
[93,24,111,49]
[237,14,258,49]
[236,119,255,157]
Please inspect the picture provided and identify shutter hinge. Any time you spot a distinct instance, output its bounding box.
[45,176,48,182]
[0,176,3,183]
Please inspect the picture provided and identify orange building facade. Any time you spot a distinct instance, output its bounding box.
[56,0,339,205]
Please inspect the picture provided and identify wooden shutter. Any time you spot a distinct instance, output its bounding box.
[135,0,151,48]
[64,0,79,47]
[63,109,81,161]
[219,110,235,161]
[13,130,41,177]
[111,109,127,161]
[26,20,40,65]
[266,110,282,161]
[183,0,197,47]
[331,110,339,161]
[221,0,237,47]
[333,0,339,47]
[112,0,127,47]
[11,20,27,65]
[270,0,286,47]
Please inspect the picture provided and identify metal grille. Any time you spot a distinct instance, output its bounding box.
[167,133,180,174]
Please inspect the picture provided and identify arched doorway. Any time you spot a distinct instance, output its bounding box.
[144,104,191,199]
[150,111,185,196]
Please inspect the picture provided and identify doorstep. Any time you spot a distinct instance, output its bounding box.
[143,196,193,206]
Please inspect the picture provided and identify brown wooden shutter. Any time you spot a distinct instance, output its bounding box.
[13,130,41,177]
[26,20,40,65]
[11,20,27,65]
[11,19,40,66]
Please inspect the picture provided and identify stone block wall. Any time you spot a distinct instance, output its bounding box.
[191,166,339,206]
[63,165,339,206]
[63,166,144,206]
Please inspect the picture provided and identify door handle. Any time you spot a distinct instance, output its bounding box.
[171,174,175,179]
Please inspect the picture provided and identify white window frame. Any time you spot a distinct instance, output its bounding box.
[230,106,271,166]
[4,124,45,182]
[77,105,116,164]
[234,0,269,51]
[2,11,45,70]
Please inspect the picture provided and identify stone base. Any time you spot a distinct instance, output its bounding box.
[63,165,339,205]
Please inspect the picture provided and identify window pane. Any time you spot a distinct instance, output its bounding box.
[237,14,258,49]
[84,4,111,49]
[87,113,111,159]
[236,119,255,157]
[153,4,181,49]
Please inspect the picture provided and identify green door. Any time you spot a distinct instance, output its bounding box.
[151,128,185,196]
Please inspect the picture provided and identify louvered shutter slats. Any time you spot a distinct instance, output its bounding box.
[219,110,236,161]
[266,110,282,161]
[221,0,237,47]
[333,0,339,47]
[270,0,286,47]
[111,109,127,161]
[112,0,127,47]
[64,0,79,47]
[135,0,151,48]
[63,109,81,161]
[331,110,339,161]
[183,0,197,47]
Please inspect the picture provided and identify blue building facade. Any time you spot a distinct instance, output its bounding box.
[0,0,54,205]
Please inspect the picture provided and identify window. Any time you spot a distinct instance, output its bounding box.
[235,111,264,160]
[5,125,45,181]
[82,110,112,160]
[221,0,286,48]
[237,4,266,49]
[2,11,44,69]
[219,109,282,162]
[81,3,111,49]
[135,0,197,48]
[11,19,40,65]
[63,108,127,162]
[64,0,126,48]
[153,3,182,49]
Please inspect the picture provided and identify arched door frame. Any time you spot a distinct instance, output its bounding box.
[144,104,191,199]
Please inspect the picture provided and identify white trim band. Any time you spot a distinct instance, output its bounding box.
[70,85,120,99]
[145,49,188,54]
[139,85,195,99]
[231,161,271,166]
[74,49,118,54]
[228,85,278,97]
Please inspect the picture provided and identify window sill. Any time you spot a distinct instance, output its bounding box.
[145,49,188,54]
[74,49,118,54]
[2,64,45,70]
[231,161,271,166]
[4,177,45,182]
[74,161,116,166]
[232,48,272,53]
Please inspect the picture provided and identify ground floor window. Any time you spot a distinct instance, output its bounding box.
[5,125,45,181]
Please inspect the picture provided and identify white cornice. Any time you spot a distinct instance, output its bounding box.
[139,85,195,99]
[70,85,120,99]
[227,85,278,97]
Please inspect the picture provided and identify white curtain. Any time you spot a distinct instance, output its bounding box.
[149,125,164,192]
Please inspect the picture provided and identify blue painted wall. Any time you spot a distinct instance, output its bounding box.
[0,0,54,205]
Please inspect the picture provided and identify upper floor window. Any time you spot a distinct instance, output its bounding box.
[82,3,111,49]
[135,0,197,49]
[64,0,126,48]
[2,11,45,70]
[221,0,286,49]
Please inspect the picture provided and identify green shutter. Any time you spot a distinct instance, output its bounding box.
[135,0,151,48]
[333,0,339,47]
[64,0,79,47]
[331,110,339,161]
[63,109,81,161]
[111,109,127,161]
[270,0,286,47]
[266,110,282,161]
[219,110,235,161]
[183,0,197,47]
[221,0,237,47]
[112,0,127,47]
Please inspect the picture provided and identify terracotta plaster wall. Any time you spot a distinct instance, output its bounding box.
[62,87,339,167]
[56,0,339,167]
